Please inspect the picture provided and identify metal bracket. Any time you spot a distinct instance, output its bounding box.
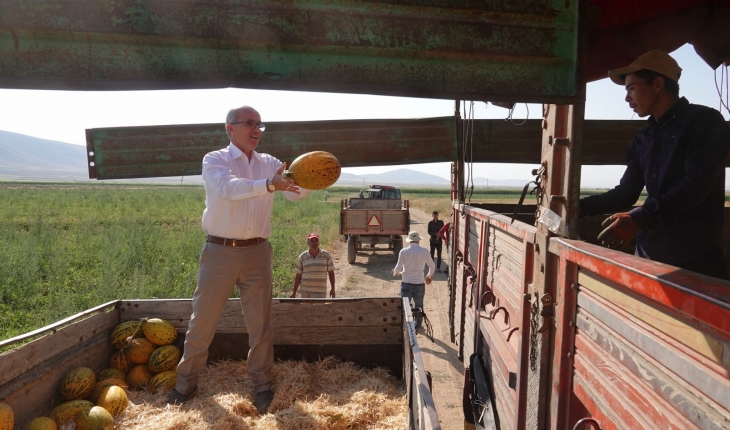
[536,293,554,333]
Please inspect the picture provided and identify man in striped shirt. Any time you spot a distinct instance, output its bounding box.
[290,233,336,298]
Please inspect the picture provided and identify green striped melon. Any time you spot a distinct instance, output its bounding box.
[59,367,96,400]
[283,151,341,190]
[125,337,157,364]
[95,368,126,381]
[147,371,178,394]
[109,349,133,373]
[142,318,177,346]
[109,320,144,349]
[126,364,153,390]
[97,385,129,416]
[49,400,93,427]
[148,345,181,373]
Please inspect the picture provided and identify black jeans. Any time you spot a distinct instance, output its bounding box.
[430,241,442,269]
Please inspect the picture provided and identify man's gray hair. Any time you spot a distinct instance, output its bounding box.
[225,106,257,125]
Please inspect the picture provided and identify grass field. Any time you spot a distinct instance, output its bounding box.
[0,183,340,341]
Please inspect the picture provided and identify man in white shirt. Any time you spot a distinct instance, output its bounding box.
[168,106,309,414]
[393,231,435,329]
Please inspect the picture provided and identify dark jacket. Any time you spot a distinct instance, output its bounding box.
[428,219,444,244]
[580,98,729,266]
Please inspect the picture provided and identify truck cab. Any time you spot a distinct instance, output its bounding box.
[365,184,401,200]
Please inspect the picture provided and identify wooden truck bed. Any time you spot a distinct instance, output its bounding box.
[0,297,440,429]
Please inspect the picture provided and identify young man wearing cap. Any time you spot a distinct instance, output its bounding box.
[579,50,730,280]
[393,231,436,329]
[168,106,310,413]
[427,211,445,273]
[290,233,336,299]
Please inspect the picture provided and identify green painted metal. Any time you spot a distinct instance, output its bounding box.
[1,0,580,103]
[86,117,458,179]
[86,118,730,181]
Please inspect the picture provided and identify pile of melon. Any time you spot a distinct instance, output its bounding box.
[29,318,180,429]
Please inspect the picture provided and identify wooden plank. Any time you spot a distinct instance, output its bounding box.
[121,298,402,330]
[578,270,729,368]
[571,373,623,430]
[0,309,118,387]
[574,333,695,430]
[404,298,441,430]
[479,339,517,430]
[274,326,401,345]
[0,310,117,428]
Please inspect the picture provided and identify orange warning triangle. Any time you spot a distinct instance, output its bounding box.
[367,215,381,227]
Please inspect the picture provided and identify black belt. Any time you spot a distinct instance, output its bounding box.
[206,235,266,248]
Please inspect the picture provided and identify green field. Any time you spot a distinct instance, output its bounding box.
[0,183,341,341]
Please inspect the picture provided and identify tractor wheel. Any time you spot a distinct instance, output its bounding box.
[347,236,357,264]
[393,236,403,255]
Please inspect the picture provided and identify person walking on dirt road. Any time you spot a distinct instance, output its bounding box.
[393,231,435,329]
[168,106,310,414]
[290,233,336,299]
[428,211,445,273]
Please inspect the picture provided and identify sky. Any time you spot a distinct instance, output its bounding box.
[0,44,728,187]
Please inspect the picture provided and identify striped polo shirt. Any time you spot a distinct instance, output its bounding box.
[295,248,334,293]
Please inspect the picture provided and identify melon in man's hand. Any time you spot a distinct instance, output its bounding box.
[283,151,341,190]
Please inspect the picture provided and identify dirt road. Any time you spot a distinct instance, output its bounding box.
[332,208,465,430]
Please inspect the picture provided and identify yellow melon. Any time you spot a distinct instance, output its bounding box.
[109,349,132,373]
[97,385,129,416]
[76,406,113,430]
[88,378,128,403]
[22,416,57,430]
[142,318,177,346]
[49,400,93,427]
[126,364,153,390]
[59,367,96,400]
[147,370,178,394]
[148,344,181,373]
[283,151,341,190]
[0,403,13,430]
[125,337,157,364]
[109,320,145,349]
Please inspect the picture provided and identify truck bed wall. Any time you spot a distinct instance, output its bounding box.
[452,203,730,429]
[348,198,403,210]
[0,297,405,428]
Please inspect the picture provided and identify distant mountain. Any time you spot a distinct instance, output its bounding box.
[0,130,88,180]
[335,168,449,187]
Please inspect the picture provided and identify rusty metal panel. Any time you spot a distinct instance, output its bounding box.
[574,289,730,429]
[0,0,580,103]
[468,119,730,166]
[86,116,456,179]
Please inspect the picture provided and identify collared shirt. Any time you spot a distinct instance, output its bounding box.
[295,248,334,292]
[393,242,435,284]
[201,142,308,239]
[580,98,730,265]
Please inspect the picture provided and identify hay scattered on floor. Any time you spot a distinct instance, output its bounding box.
[113,357,407,429]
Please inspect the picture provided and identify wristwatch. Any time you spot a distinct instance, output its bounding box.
[266,178,276,192]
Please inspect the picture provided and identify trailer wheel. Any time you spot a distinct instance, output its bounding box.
[347,236,356,264]
[393,236,403,255]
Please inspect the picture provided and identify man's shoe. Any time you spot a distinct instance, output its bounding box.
[167,388,196,405]
[255,390,274,414]
[436,269,442,273]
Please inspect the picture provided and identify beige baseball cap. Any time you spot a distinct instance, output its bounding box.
[608,50,682,85]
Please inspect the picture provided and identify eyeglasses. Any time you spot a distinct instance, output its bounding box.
[229,119,266,131]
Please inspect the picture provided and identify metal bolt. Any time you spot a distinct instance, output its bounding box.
[567,352,572,358]
[570,283,576,290]
[540,264,545,273]
[569,320,573,327]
